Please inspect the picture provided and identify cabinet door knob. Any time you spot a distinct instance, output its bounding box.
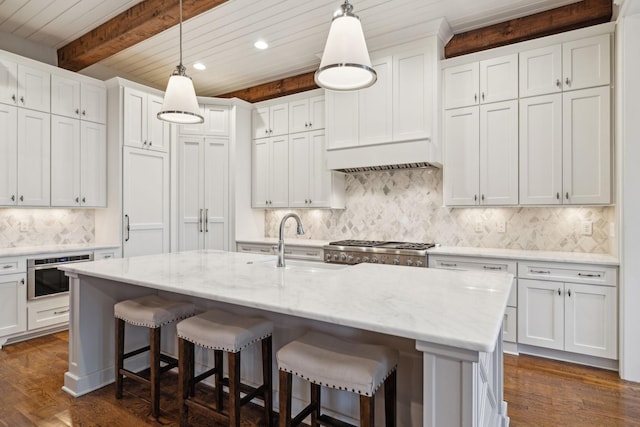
[481,92,485,101]
[11,195,15,202]
[556,192,560,200]
[481,194,485,201]
[75,197,79,203]
[11,94,16,102]
[556,79,561,88]
[82,197,86,203]
[474,93,478,102]
[143,140,147,145]
[565,77,571,86]
[148,141,152,146]
[19,195,23,202]
[20,96,24,104]
[567,289,572,297]
[20,278,25,285]
[557,288,561,296]
[565,192,569,200]
[474,194,478,202]
[82,110,86,116]
[265,129,268,134]
[75,109,80,115]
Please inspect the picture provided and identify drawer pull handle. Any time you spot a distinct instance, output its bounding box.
[3,265,12,269]
[306,252,318,256]
[483,266,502,270]
[241,248,251,252]
[260,248,271,253]
[578,273,602,278]
[284,250,292,254]
[441,262,457,267]
[54,309,70,315]
[531,269,550,274]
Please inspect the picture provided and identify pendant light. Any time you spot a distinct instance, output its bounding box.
[157,0,204,124]
[315,0,376,91]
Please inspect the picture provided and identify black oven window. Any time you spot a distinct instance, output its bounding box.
[34,268,70,297]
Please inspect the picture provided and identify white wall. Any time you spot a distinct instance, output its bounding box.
[617,4,640,382]
[0,32,57,65]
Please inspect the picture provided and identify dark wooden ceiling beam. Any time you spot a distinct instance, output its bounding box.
[444,0,612,58]
[216,71,319,103]
[57,0,228,72]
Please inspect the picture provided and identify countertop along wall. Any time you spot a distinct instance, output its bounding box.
[265,168,615,254]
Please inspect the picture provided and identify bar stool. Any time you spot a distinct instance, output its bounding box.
[114,295,196,418]
[176,309,274,427]
[277,331,398,427]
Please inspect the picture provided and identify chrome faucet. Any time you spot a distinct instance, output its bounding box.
[277,213,305,267]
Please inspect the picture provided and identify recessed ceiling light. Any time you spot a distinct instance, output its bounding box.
[193,62,206,71]
[254,40,269,50]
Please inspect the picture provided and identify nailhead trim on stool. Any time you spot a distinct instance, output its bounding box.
[176,309,274,427]
[114,295,196,419]
[277,331,398,427]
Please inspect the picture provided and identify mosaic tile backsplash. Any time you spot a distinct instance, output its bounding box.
[0,209,95,248]
[265,168,614,253]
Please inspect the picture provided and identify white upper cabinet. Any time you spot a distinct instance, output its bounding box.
[562,86,611,205]
[252,134,289,208]
[520,33,610,98]
[253,102,288,138]
[17,64,50,112]
[444,100,518,206]
[289,95,325,134]
[326,90,358,149]
[359,57,392,145]
[393,47,433,142]
[562,34,611,91]
[46,74,107,123]
[124,87,170,152]
[0,104,18,205]
[0,58,18,106]
[519,94,563,205]
[17,109,50,206]
[443,54,518,109]
[180,104,229,136]
[519,45,563,97]
[520,87,610,205]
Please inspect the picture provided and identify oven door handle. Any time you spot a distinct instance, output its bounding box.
[124,214,130,242]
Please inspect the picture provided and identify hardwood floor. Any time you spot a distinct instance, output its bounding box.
[1,331,640,426]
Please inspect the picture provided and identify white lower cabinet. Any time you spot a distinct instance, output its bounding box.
[518,261,617,359]
[236,242,323,262]
[429,255,518,349]
[0,272,27,338]
[122,147,170,257]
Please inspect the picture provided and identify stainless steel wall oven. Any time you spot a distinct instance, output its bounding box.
[27,253,93,300]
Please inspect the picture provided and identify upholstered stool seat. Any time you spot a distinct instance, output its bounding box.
[114,295,196,418]
[176,309,274,427]
[277,331,398,427]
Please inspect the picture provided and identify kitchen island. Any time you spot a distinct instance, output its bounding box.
[60,250,512,427]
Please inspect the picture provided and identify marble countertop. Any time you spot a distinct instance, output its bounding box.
[60,250,513,353]
[428,246,619,266]
[0,243,120,258]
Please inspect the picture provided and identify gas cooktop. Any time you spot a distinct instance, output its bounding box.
[328,240,435,250]
[324,240,436,267]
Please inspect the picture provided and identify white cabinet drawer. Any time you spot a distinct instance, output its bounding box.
[28,296,69,330]
[0,257,26,275]
[429,256,516,275]
[237,243,275,255]
[236,243,324,261]
[94,248,121,260]
[518,261,617,286]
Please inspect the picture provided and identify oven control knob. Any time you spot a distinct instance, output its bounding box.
[406,259,414,266]
[362,257,370,263]
[326,254,332,262]
[393,258,400,265]
[340,253,347,261]
[372,257,379,263]
[355,257,361,263]
[332,254,339,261]
[416,260,424,267]
[347,255,354,262]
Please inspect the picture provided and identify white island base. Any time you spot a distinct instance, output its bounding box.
[61,251,510,427]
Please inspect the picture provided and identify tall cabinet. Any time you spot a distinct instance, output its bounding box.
[176,105,230,251]
[95,79,170,257]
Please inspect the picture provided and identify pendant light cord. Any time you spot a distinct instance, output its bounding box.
[179,0,183,68]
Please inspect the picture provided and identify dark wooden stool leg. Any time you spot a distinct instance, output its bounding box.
[384,370,397,427]
[150,326,161,418]
[360,395,375,427]
[310,383,321,427]
[229,351,241,427]
[115,318,125,399]
[279,370,292,427]
[178,337,194,427]
[214,349,224,410]
[262,336,273,427]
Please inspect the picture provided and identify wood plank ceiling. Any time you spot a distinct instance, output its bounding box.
[1,0,606,101]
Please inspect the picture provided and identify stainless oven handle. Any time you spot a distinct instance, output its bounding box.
[124,214,130,242]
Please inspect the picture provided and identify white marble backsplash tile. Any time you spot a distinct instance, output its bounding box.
[0,209,95,248]
[265,168,613,253]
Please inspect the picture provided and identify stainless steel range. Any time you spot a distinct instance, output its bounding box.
[323,240,436,267]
